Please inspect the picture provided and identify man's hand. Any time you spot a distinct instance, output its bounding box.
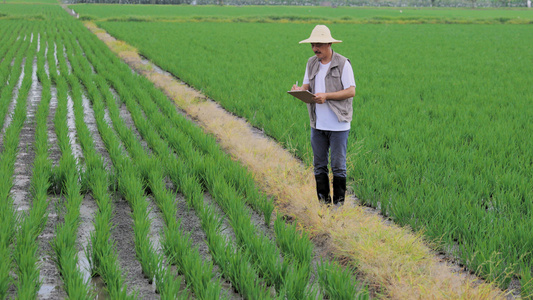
[291,84,303,91]
[291,83,310,92]
[314,93,327,104]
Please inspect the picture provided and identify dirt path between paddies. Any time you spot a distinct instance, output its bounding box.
[84,22,507,299]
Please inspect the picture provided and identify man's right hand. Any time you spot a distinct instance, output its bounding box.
[291,84,303,91]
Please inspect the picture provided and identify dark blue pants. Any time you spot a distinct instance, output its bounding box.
[311,128,349,178]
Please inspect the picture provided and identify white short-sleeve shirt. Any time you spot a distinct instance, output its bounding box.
[303,61,356,131]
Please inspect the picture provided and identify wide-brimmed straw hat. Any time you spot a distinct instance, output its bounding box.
[299,25,342,44]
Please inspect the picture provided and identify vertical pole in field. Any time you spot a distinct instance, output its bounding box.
[528,0,531,8]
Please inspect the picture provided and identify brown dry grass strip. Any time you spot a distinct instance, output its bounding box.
[85,21,506,299]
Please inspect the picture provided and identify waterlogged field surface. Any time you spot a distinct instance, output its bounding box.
[0,4,369,299]
[90,14,533,296]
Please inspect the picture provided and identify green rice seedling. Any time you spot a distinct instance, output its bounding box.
[203,214,268,299]
[0,196,16,299]
[56,26,132,299]
[274,215,313,266]
[15,164,51,299]
[278,263,316,300]
[9,30,53,299]
[145,168,176,223]
[152,253,188,300]
[47,41,93,298]
[63,29,183,298]
[113,159,202,296]
[0,30,29,300]
[83,139,130,295]
[221,244,272,300]
[0,22,28,296]
[201,162,302,292]
[117,166,158,280]
[317,259,369,300]
[179,171,270,299]
[162,226,223,300]
[0,22,25,91]
[49,77,72,192]
[86,174,132,299]
[70,55,165,289]
[0,31,28,134]
[14,222,41,299]
[205,173,283,285]
[0,148,17,297]
[519,263,533,300]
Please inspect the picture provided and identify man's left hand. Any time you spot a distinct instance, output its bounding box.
[314,93,327,104]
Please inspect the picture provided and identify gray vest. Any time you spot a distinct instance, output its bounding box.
[306,51,353,129]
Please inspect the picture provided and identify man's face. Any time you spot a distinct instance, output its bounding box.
[311,43,331,61]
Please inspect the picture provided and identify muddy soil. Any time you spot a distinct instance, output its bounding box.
[12,57,38,204]
[115,93,152,155]
[110,192,159,299]
[167,186,241,299]
[46,41,63,168]
[67,94,84,167]
[77,194,97,287]
[7,59,30,214]
[1,59,25,140]
[38,195,68,300]
[47,86,62,167]
[146,196,164,255]
[81,92,113,169]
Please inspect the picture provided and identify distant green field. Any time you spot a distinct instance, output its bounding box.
[0,3,62,16]
[70,4,533,23]
[96,18,533,296]
[0,0,58,5]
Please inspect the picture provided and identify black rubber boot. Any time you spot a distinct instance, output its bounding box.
[333,176,346,205]
[314,173,331,204]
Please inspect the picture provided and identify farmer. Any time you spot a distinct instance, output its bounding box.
[291,25,356,206]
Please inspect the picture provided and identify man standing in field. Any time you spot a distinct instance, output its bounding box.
[291,25,356,206]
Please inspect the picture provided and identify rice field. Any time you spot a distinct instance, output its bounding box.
[71,4,533,23]
[61,4,533,297]
[0,4,371,299]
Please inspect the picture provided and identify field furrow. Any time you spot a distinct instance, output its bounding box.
[38,194,68,300]
[111,193,160,299]
[11,54,39,215]
[79,92,112,169]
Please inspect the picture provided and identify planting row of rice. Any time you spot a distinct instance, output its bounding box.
[0,4,368,299]
[78,8,533,297]
[0,19,38,299]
